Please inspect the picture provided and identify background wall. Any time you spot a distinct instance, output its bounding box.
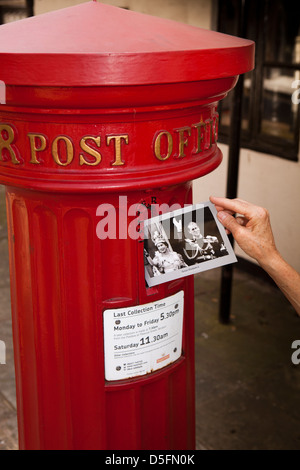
[34,0,300,272]
[34,0,212,28]
[193,145,300,271]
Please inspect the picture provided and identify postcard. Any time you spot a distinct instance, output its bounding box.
[144,201,237,287]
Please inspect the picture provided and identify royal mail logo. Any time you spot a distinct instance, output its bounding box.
[156,354,170,364]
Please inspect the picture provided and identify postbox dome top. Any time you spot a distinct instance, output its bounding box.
[0,1,254,86]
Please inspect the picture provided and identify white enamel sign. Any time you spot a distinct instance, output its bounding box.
[103,291,184,381]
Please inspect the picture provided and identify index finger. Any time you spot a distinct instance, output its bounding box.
[209,196,258,218]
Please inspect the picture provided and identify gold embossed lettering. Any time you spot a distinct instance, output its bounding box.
[212,113,219,143]
[28,133,47,164]
[79,136,101,166]
[154,131,173,161]
[52,135,74,166]
[192,121,206,154]
[0,123,21,164]
[106,134,128,166]
[207,119,213,149]
[175,126,191,158]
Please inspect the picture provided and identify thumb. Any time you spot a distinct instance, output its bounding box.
[217,211,242,236]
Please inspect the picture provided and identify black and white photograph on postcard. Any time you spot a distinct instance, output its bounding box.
[144,201,237,287]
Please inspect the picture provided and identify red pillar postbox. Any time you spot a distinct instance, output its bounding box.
[0,2,254,450]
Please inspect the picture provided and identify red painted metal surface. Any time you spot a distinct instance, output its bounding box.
[6,184,195,450]
[0,1,254,450]
[0,2,254,86]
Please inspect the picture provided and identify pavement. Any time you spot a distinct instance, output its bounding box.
[0,185,300,451]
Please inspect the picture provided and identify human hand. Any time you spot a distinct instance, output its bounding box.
[209,196,278,266]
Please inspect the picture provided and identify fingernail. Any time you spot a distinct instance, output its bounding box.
[218,211,226,221]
